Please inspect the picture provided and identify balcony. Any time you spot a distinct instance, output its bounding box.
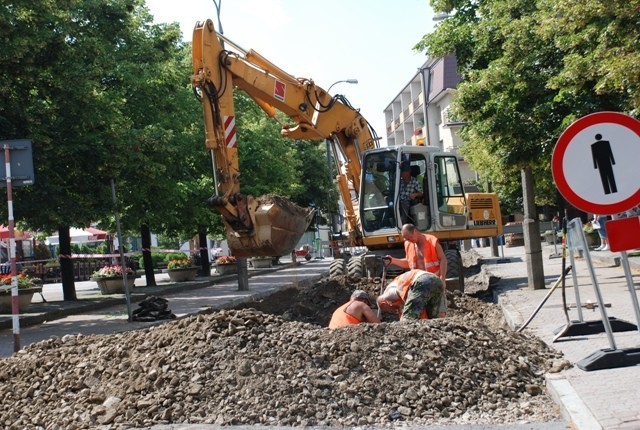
[443,108,466,127]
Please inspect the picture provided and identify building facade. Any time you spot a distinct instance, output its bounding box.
[383,56,475,184]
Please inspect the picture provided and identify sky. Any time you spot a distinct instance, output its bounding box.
[145,0,436,146]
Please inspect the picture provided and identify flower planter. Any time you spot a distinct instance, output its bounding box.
[250,257,273,269]
[164,267,199,282]
[215,264,238,275]
[91,275,136,295]
[0,287,42,313]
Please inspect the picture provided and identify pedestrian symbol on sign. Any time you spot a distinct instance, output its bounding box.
[552,111,640,215]
[591,133,617,195]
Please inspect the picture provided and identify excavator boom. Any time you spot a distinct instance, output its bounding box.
[191,19,378,257]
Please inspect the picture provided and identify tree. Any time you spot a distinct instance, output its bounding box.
[416,0,558,289]
[0,0,205,296]
[538,0,640,116]
[416,0,639,210]
[416,0,564,210]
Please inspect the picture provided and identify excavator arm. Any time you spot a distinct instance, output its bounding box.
[191,19,378,255]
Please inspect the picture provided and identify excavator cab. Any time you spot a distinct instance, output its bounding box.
[359,147,469,236]
[361,151,397,233]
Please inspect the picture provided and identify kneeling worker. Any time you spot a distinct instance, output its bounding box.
[329,290,381,328]
[377,269,445,320]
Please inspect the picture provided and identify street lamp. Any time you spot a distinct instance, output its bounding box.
[327,78,358,93]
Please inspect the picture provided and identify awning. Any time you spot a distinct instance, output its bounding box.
[0,225,32,240]
[84,227,108,241]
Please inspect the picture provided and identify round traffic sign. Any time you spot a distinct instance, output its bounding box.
[552,112,640,215]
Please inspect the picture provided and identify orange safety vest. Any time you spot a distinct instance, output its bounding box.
[329,300,363,328]
[405,234,440,275]
[386,270,429,319]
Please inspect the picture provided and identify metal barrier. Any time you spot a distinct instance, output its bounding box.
[555,217,640,371]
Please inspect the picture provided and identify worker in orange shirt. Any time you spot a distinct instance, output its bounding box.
[376,269,443,320]
[385,223,448,317]
[329,290,380,329]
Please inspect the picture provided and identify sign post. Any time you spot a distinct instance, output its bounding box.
[0,139,35,353]
[552,112,640,371]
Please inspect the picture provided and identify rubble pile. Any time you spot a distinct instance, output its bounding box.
[132,296,176,322]
[0,282,566,429]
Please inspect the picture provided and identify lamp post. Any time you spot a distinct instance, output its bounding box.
[327,78,358,93]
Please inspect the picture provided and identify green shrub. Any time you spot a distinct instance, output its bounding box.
[163,252,189,262]
[137,252,166,269]
[34,243,52,260]
[137,252,190,269]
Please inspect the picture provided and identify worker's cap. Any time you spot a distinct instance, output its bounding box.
[351,289,371,304]
[400,161,411,172]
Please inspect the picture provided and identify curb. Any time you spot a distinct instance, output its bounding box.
[546,374,602,430]
[492,265,605,430]
[493,287,524,331]
[588,253,620,267]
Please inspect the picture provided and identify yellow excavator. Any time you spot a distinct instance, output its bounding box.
[191,19,503,289]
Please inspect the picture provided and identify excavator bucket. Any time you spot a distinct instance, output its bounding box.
[226,195,314,257]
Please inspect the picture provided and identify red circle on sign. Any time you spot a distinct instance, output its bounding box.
[552,111,640,215]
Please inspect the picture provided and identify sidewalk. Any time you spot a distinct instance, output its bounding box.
[0,258,332,357]
[474,243,640,430]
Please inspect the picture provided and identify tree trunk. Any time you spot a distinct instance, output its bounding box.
[58,225,77,301]
[198,229,211,276]
[521,167,545,290]
[141,223,156,286]
[486,180,500,257]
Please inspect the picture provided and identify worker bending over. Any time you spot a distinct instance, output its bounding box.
[329,290,380,328]
[377,269,445,320]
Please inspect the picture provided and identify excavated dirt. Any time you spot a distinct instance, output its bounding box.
[0,253,570,429]
[256,193,311,218]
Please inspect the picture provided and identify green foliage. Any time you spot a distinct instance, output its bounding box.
[34,243,52,260]
[538,0,640,115]
[163,252,189,262]
[0,0,214,240]
[138,253,163,270]
[137,251,185,269]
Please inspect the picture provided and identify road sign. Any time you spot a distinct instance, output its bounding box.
[0,139,35,187]
[552,112,640,215]
[606,216,640,252]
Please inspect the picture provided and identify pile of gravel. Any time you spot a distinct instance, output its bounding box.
[0,294,566,429]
